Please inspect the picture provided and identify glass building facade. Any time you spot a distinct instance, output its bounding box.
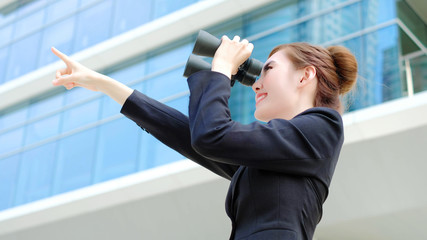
[0,0,426,211]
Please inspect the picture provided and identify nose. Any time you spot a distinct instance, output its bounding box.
[252,76,263,93]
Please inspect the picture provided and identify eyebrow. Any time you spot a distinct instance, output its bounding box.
[263,61,276,70]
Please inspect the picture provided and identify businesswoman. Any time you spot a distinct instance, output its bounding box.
[52,34,357,239]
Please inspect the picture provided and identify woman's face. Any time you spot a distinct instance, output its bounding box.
[252,50,303,122]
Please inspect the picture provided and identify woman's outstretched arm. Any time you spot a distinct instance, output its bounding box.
[51,47,132,105]
[51,47,238,179]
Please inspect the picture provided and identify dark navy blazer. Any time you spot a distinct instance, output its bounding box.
[120,70,344,240]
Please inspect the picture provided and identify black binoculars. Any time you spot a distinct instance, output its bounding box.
[183,30,264,87]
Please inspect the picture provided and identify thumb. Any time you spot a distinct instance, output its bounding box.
[52,74,75,87]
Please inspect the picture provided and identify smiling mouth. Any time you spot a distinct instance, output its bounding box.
[256,93,267,105]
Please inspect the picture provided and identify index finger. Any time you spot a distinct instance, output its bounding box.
[51,47,72,65]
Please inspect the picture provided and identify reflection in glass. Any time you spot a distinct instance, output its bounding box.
[73,0,113,52]
[0,154,20,210]
[146,43,192,74]
[0,25,13,46]
[0,105,28,131]
[14,9,45,40]
[0,47,9,85]
[55,128,97,194]
[139,133,184,170]
[28,92,64,119]
[142,68,188,101]
[6,33,42,82]
[411,55,427,94]
[45,0,79,24]
[112,0,152,36]
[25,114,61,145]
[0,128,24,155]
[245,0,298,37]
[152,0,197,19]
[39,17,76,67]
[95,117,140,182]
[61,99,101,133]
[14,142,56,205]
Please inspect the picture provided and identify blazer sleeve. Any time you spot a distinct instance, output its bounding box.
[187,70,344,183]
[120,89,238,180]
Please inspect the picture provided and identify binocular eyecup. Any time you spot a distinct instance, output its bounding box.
[183,30,264,87]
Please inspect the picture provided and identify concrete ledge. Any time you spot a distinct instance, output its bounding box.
[343,91,427,144]
[0,160,220,235]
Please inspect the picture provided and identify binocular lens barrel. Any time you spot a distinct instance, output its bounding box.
[183,30,264,86]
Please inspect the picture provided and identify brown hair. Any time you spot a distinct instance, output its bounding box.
[269,43,357,114]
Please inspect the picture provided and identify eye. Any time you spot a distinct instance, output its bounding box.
[263,64,272,71]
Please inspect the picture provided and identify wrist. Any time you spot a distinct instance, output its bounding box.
[96,73,133,106]
[94,72,114,92]
[211,62,233,79]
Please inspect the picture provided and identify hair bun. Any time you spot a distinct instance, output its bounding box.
[327,46,357,94]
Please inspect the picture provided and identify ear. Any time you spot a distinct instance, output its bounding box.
[298,66,316,86]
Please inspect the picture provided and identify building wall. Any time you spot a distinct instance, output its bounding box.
[0,0,425,212]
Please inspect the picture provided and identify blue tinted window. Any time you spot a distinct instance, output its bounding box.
[25,114,60,145]
[411,55,427,94]
[14,8,45,40]
[0,154,20,210]
[112,0,152,36]
[39,17,76,67]
[304,2,362,44]
[0,47,8,84]
[142,68,188,101]
[139,133,184,170]
[78,0,101,8]
[0,25,13,46]
[0,105,28,130]
[55,128,97,194]
[0,10,15,27]
[15,0,47,17]
[45,0,79,24]
[64,87,99,106]
[6,32,42,82]
[229,84,256,124]
[14,142,56,205]
[28,93,64,119]
[146,43,192,74]
[153,0,197,19]
[250,27,299,62]
[0,128,24,155]
[73,0,113,52]
[348,25,399,111]
[61,99,101,132]
[100,95,121,119]
[362,0,397,28]
[94,117,140,182]
[108,61,146,85]
[143,134,184,169]
[246,1,299,37]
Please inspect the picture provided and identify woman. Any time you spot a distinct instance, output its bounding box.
[52,35,357,240]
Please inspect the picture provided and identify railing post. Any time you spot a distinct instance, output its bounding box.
[405,59,414,97]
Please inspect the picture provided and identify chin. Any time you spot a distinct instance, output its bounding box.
[254,111,270,123]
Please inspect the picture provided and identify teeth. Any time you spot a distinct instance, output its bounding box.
[257,94,266,103]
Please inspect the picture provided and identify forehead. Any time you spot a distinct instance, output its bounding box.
[266,50,289,63]
[266,50,292,66]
